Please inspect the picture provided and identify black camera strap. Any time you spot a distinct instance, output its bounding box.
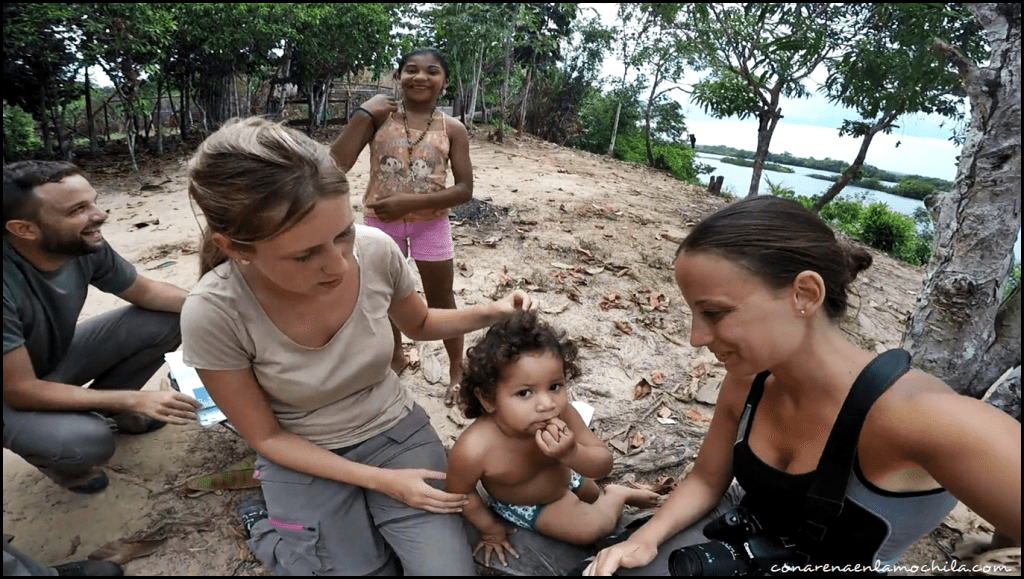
[800,349,912,543]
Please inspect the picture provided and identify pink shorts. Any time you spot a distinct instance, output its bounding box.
[363,216,454,262]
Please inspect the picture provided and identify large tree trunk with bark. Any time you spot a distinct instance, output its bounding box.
[902,3,1021,401]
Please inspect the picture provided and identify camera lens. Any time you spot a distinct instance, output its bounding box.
[669,542,750,576]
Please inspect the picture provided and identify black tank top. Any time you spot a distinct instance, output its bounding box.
[732,372,957,568]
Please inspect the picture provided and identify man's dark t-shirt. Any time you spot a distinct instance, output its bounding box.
[3,239,136,377]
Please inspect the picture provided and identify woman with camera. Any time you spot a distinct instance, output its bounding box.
[586,196,1020,575]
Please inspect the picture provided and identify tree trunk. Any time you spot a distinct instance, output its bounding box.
[811,113,897,213]
[902,3,1021,401]
[496,33,512,143]
[519,66,532,134]
[747,101,782,198]
[40,86,53,156]
[607,101,622,157]
[85,67,98,156]
[154,77,164,155]
[644,74,662,167]
[466,48,483,127]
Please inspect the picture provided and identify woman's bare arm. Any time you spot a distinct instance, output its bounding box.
[586,371,754,575]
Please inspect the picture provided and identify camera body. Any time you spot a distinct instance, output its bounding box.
[668,507,807,576]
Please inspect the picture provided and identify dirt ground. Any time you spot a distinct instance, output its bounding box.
[2,129,999,575]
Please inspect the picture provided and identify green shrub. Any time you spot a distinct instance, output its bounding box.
[1007,261,1021,299]
[653,143,701,184]
[818,198,865,238]
[860,202,916,254]
[3,102,41,158]
[892,177,936,200]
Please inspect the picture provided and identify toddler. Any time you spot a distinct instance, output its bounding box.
[446,311,661,566]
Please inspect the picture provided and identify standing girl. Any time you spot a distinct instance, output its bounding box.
[332,48,471,407]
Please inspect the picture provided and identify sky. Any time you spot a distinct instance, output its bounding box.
[584,3,964,181]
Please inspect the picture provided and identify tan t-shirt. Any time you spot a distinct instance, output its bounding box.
[181,225,419,449]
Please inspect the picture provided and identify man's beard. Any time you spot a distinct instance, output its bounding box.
[38,222,104,258]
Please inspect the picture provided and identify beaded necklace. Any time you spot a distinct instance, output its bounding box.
[402,105,437,160]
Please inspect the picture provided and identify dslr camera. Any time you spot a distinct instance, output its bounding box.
[668,507,806,576]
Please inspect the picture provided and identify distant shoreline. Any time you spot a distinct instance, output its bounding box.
[697,145,952,201]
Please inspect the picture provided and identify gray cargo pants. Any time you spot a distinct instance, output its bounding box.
[3,306,181,488]
[247,405,477,576]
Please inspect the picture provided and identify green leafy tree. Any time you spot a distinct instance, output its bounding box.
[422,4,506,126]
[3,3,81,157]
[281,4,397,130]
[3,101,42,158]
[77,3,175,169]
[688,3,841,197]
[810,4,984,213]
[628,3,693,167]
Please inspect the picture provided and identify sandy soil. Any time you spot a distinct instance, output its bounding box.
[2,130,997,575]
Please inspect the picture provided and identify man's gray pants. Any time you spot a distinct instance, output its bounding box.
[3,306,181,488]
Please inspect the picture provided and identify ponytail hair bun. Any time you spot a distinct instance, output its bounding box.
[678,196,873,321]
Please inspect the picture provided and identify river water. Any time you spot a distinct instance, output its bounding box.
[697,153,1021,260]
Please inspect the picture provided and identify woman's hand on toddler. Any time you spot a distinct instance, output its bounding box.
[473,526,519,567]
[535,417,578,461]
[493,290,538,320]
[374,468,469,514]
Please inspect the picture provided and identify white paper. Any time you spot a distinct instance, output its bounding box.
[164,351,227,428]
[571,401,595,427]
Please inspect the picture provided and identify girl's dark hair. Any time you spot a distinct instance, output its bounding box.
[678,196,873,320]
[187,118,348,276]
[396,48,450,81]
[460,310,580,419]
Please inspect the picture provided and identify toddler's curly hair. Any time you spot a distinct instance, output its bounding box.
[460,310,580,419]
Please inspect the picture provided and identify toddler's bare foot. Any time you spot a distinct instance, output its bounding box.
[604,484,663,509]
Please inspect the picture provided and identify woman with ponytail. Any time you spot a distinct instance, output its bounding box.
[588,196,1020,575]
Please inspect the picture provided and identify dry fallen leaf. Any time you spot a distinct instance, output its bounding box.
[633,379,652,401]
[88,539,165,565]
[657,405,673,419]
[630,431,645,449]
[614,321,633,336]
[685,408,712,423]
[457,262,474,278]
[64,536,81,559]
[650,371,666,385]
[689,364,707,379]
[628,476,678,494]
[608,438,629,454]
[497,271,511,285]
[648,293,667,310]
[566,290,580,302]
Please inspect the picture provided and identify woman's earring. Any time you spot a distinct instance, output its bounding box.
[801,309,806,315]
[239,258,251,266]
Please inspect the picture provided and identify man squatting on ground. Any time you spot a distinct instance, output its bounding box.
[3,161,199,501]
